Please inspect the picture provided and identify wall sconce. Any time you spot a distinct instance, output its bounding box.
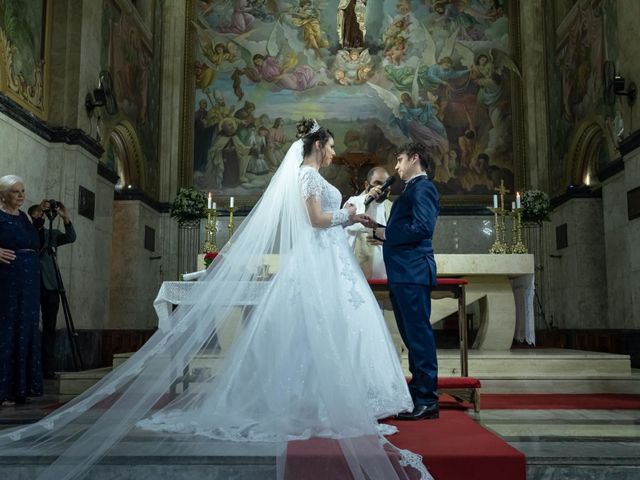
[604,61,636,107]
[85,70,118,116]
[614,75,637,106]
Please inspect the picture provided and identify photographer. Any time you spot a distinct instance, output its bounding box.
[28,200,76,379]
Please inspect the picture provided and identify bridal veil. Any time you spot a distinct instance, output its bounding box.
[0,134,432,480]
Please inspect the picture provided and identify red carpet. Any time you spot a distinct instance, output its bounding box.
[385,410,525,480]
[480,393,640,410]
[285,409,525,480]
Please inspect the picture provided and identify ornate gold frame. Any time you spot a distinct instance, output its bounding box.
[0,0,52,120]
[179,0,526,209]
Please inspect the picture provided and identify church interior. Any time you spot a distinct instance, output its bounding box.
[0,0,639,478]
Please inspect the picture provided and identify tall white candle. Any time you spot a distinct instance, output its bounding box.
[230,196,234,208]
[516,192,521,209]
[207,192,212,209]
[493,194,498,209]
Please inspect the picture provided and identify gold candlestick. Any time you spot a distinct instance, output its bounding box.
[489,180,510,254]
[510,208,528,254]
[203,207,218,253]
[227,205,235,239]
[489,206,509,254]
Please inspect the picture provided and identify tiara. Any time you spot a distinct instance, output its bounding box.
[307,119,321,135]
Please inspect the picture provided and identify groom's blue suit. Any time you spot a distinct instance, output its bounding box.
[383,175,440,407]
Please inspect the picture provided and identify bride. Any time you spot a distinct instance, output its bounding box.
[0,119,432,480]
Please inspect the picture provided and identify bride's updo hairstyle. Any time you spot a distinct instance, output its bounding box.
[296,118,333,157]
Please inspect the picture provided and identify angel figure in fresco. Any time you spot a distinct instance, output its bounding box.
[460,47,520,125]
[337,0,367,49]
[334,48,373,85]
[384,25,468,108]
[193,22,243,90]
[217,0,256,34]
[287,0,330,51]
[230,31,321,99]
[368,81,450,163]
[383,16,411,52]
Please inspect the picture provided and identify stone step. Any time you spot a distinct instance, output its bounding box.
[53,349,638,398]
[433,349,632,378]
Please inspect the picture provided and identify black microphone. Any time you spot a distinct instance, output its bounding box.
[364,176,396,207]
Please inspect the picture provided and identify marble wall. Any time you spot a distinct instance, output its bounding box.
[546,198,608,329]
[109,201,169,329]
[602,149,640,330]
[208,213,496,256]
[0,112,114,330]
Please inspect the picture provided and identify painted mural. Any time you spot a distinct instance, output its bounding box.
[101,0,162,197]
[0,0,47,117]
[548,0,619,195]
[192,0,517,198]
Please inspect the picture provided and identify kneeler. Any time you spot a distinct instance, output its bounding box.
[367,278,482,412]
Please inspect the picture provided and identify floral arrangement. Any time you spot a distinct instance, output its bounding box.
[521,189,551,224]
[203,251,218,268]
[170,187,207,223]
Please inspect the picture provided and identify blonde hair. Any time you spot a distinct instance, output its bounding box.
[0,175,24,203]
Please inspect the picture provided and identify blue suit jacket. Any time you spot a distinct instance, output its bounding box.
[383,176,439,286]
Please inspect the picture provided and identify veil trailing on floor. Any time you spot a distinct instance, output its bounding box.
[0,137,432,480]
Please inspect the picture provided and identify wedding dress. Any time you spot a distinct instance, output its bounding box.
[0,139,432,480]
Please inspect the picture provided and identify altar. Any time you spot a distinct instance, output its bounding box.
[432,254,535,350]
[154,254,535,353]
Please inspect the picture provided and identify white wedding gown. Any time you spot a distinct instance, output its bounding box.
[0,139,431,480]
[137,165,413,441]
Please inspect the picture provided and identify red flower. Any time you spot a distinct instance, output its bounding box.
[204,251,218,267]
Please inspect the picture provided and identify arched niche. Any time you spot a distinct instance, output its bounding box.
[566,119,609,188]
[107,120,146,192]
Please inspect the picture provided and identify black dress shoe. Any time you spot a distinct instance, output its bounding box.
[395,404,439,420]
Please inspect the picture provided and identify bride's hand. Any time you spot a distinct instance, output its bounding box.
[345,203,357,219]
[351,213,376,228]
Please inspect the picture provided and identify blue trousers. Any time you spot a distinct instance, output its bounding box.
[388,283,438,407]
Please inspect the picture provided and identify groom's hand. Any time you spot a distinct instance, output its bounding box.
[373,227,386,241]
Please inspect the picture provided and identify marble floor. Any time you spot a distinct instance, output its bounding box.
[1,380,639,480]
[473,408,640,479]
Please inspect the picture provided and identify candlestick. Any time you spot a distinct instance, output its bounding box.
[228,205,235,239]
[203,204,218,253]
[208,192,212,209]
[488,206,509,254]
[230,196,234,208]
[510,207,528,254]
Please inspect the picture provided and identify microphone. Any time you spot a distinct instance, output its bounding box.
[364,176,396,207]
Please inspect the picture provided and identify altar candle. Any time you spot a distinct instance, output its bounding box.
[512,201,516,210]
[516,192,521,209]
[493,194,498,209]
[207,192,212,209]
[230,196,235,208]
[212,201,216,210]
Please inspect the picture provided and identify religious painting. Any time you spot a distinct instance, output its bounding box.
[548,0,618,195]
[187,0,521,202]
[0,0,50,118]
[101,0,162,197]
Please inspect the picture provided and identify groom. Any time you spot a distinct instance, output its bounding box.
[371,142,440,420]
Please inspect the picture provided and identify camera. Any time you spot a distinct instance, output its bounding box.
[44,199,60,220]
